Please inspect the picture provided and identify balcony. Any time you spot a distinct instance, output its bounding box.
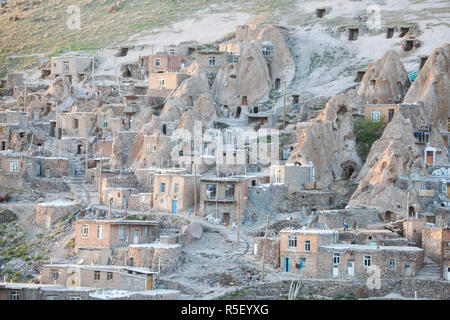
[204,194,236,202]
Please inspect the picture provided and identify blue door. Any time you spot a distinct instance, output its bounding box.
[284,257,290,272]
[172,200,177,214]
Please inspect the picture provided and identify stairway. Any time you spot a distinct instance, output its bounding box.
[417,258,441,280]
[64,157,99,205]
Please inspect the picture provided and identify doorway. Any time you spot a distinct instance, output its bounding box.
[235,107,241,119]
[0,141,5,151]
[388,109,395,122]
[242,96,248,105]
[386,27,394,39]
[333,265,339,278]
[162,124,167,135]
[348,28,359,41]
[284,257,290,272]
[447,266,450,280]
[275,78,281,89]
[347,261,355,276]
[426,150,434,165]
[172,200,178,214]
[134,229,139,244]
[223,212,230,225]
[404,264,412,276]
[77,144,82,155]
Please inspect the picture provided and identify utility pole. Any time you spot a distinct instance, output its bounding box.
[405,191,409,243]
[236,184,240,245]
[99,148,103,205]
[440,219,445,279]
[23,83,27,112]
[193,159,197,216]
[261,214,270,281]
[92,57,95,82]
[108,198,112,220]
[85,137,88,174]
[282,80,286,130]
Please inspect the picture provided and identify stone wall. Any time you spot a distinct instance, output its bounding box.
[253,237,280,267]
[35,200,78,229]
[317,208,381,229]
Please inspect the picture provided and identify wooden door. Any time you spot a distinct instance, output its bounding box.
[426,151,433,164]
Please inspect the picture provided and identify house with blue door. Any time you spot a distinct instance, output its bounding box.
[152,172,198,214]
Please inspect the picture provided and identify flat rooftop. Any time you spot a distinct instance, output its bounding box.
[280,229,338,235]
[320,244,424,252]
[76,219,159,226]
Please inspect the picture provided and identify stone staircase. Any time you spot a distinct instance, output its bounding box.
[64,157,99,206]
[417,259,441,280]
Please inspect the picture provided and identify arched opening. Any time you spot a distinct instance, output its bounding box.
[337,105,347,115]
[384,211,395,222]
[223,105,229,118]
[341,161,356,180]
[235,106,241,119]
[408,206,415,217]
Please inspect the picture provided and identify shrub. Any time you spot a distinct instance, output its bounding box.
[354,118,387,162]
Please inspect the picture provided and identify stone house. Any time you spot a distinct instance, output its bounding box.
[102,187,139,209]
[75,219,160,250]
[194,50,226,75]
[365,104,401,123]
[422,226,450,279]
[270,163,315,189]
[279,229,424,280]
[57,112,97,138]
[148,53,186,74]
[51,56,92,84]
[253,236,280,267]
[199,176,252,225]
[0,283,91,300]
[40,264,157,291]
[149,72,188,91]
[152,173,198,214]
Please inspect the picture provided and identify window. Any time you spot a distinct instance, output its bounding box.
[81,224,89,238]
[102,121,108,128]
[9,291,20,300]
[160,182,166,193]
[364,255,371,267]
[288,236,297,248]
[63,61,70,72]
[96,225,104,240]
[299,257,306,268]
[174,183,179,194]
[206,183,217,199]
[262,47,271,56]
[225,184,235,198]
[155,59,161,67]
[333,253,340,264]
[51,269,59,280]
[400,182,408,190]
[150,174,154,187]
[371,110,380,122]
[151,145,156,153]
[67,295,81,300]
[107,272,113,280]
[208,57,216,66]
[10,160,19,172]
[145,226,150,237]
[304,240,311,252]
[389,259,396,270]
[233,57,239,63]
[129,257,135,266]
[119,225,126,240]
[94,271,101,280]
[158,76,165,87]
[169,49,175,55]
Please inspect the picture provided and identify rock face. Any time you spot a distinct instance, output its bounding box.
[35,199,78,229]
[45,76,71,104]
[347,113,427,220]
[287,91,363,186]
[175,93,217,135]
[256,25,294,86]
[110,131,138,169]
[403,43,450,137]
[212,42,271,107]
[357,50,410,104]
[160,72,211,122]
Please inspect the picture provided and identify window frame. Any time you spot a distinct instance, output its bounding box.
[9,291,20,300]
[333,253,340,265]
[288,235,297,249]
[389,259,396,270]
[81,224,89,239]
[159,182,166,193]
[155,59,161,67]
[94,271,101,281]
[10,160,19,173]
[96,225,104,240]
[304,240,311,252]
[208,57,216,66]
[363,255,371,267]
